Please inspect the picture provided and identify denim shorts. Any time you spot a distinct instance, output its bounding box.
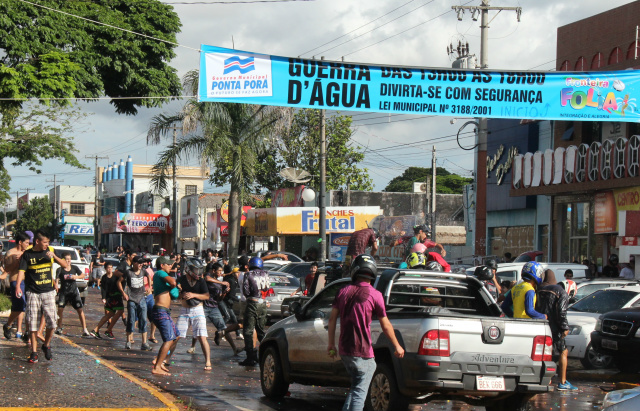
[151,306,179,342]
[204,305,227,332]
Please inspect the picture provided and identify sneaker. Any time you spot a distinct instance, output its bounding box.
[238,358,257,366]
[141,343,153,351]
[214,332,221,346]
[21,332,29,343]
[90,330,102,339]
[236,334,244,340]
[558,381,578,391]
[41,345,52,361]
[3,324,12,340]
[15,332,23,340]
[186,347,196,354]
[28,352,38,363]
[104,331,115,339]
[125,342,131,350]
[82,330,92,337]
[54,328,63,335]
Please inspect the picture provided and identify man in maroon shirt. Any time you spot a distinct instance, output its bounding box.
[344,228,378,276]
[328,254,404,411]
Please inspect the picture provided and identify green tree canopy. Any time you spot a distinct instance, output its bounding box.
[384,166,472,194]
[255,108,373,194]
[13,196,62,240]
[0,0,182,115]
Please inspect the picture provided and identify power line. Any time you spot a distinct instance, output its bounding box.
[300,0,418,56]
[167,0,313,3]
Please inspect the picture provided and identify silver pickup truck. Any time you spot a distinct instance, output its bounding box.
[259,269,555,411]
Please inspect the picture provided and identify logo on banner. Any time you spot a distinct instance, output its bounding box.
[223,56,255,74]
[205,52,272,98]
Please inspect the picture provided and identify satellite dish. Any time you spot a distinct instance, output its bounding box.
[279,167,312,183]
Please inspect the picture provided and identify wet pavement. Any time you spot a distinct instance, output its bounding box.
[4,286,637,410]
[0,329,169,408]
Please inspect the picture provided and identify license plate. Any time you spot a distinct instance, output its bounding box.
[602,339,618,350]
[476,375,505,391]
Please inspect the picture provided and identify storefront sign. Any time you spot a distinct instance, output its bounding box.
[181,195,199,238]
[102,213,172,234]
[246,206,380,236]
[329,233,351,261]
[595,191,617,234]
[199,44,640,122]
[487,145,519,185]
[272,186,305,207]
[65,223,94,236]
[513,135,640,190]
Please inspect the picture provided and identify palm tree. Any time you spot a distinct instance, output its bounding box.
[147,70,290,261]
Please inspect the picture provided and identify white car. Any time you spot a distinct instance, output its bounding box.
[572,278,639,303]
[51,246,91,292]
[565,285,640,369]
[466,262,589,284]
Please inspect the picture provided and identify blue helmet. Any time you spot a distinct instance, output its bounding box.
[249,256,263,270]
[521,261,543,285]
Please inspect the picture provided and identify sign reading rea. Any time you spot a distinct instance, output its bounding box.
[66,224,94,236]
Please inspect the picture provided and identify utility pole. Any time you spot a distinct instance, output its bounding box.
[172,126,178,254]
[431,147,437,243]
[3,204,7,236]
[86,155,108,247]
[46,176,63,220]
[452,0,521,256]
[319,58,327,262]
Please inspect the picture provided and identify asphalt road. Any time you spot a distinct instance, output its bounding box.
[48,286,618,411]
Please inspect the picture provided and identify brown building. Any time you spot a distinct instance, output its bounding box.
[511,2,640,267]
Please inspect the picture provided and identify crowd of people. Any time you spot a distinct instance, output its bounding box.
[0,230,279,374]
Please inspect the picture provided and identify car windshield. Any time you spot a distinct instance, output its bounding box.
[569,289,639,314]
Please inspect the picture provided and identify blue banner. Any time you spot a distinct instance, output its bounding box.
[199,45,640,122]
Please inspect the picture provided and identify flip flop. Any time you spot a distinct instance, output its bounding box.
[148,338,158,344]
[204,365,212,371]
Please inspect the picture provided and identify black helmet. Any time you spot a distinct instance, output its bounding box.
[350,254,377,281]
[474,266,494,281]
[142,253,153,262]
[485,258,497,270]
[425,261,443,272]
[609,254,619,265]
[185,258,205,278]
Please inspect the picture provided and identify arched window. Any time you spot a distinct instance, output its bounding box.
[609,47,623,65]
[590,52,604,69]
[559,60,570,71]
[628,42,639,60]
[575,56,585,71]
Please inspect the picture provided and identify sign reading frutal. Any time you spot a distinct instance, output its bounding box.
[199,45,640,122]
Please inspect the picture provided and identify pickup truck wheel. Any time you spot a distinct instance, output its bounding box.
[580,344,613,369]
[260,346,289,399]
[365,362,408,411]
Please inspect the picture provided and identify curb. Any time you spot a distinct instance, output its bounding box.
[567,369,640,382]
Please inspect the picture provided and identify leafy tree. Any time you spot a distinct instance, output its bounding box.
[13,196,62,240]
[0,0,182,115]
[255,108,373,194]
[0,104,87,204]
[147,71,290,261]
[384,166,472,194]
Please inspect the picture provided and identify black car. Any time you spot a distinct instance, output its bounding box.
[591,306,640,372]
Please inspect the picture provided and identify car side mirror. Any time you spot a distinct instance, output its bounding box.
[291,301,303,321]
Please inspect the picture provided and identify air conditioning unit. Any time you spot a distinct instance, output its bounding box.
[413,182,427,193]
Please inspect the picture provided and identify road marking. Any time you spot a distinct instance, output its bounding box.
[7,334,180,411]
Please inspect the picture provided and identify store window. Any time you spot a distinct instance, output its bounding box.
[561,202,595,263]
[69,203,85,215]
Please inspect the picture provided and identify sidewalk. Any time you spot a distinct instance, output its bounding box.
[0,330,178,410]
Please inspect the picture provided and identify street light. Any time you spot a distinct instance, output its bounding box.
[161,207,173,253]
[301,187,316,202]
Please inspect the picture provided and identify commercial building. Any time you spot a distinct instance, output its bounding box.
[48,185,95,247]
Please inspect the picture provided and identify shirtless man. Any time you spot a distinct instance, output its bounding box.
[3,232,31,340]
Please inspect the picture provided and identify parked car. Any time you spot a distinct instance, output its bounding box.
[262,261,289,272]
[51,246,90,293]
[591,291,640,372]
[466,262,589,284]
[573,278,640,303]
[602,385,640,410]
[260,269,554,411]
[252,250,304,263]
[565,286,640,369]
[233,273,301,322]
[514,251,544,263]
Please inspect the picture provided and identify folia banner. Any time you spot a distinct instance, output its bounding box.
[199,44,640,122]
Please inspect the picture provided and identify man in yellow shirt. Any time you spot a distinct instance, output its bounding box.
[501,261,547,320]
